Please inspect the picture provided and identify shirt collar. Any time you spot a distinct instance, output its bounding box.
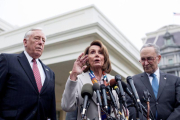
[146,68,159,77]
[24,50,39,63]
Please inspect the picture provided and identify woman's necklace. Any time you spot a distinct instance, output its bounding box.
[89,69,108,85]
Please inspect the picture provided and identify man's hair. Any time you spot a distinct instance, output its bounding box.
[24,28,46,40]
[140,43,161,55]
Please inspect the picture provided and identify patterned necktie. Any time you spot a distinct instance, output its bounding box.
[32,59,42,93]
[150,73,159,98]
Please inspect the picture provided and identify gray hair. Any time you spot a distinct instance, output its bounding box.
[24,28,46,40]
[140,43,161,55]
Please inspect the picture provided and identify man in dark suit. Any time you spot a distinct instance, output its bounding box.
[128,43,180,120]
[0,28,56,120]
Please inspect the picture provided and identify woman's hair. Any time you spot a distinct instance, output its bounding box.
[83,40,112,73]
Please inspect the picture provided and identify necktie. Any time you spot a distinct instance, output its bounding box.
[150,73,159,98]
[32,59,42,93]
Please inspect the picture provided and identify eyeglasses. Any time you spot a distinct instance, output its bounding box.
[139,56,158,63]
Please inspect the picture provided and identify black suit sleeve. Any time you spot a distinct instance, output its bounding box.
[167,77,180,120]
[50,72,57,120]
[0,54,8,105]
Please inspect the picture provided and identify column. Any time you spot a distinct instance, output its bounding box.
[175,71,178,76]
[174,54,177,63]
[177,54,180,63]
[60,110,66,120]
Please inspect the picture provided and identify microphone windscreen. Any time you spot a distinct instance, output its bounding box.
[114,86,118,90]
[100,84,106,89]
[109,79,116,87]
[115,75,121,82]
[93,83,100,91]
[127,76,132,81]
[81,83,93,98]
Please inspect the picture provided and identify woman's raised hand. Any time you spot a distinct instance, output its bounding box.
[70,53,88,81]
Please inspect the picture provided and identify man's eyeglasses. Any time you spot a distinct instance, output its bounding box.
[139,57,157,63]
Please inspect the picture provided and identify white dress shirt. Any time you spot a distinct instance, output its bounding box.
[146,68,160,85]
[24,51,46,86]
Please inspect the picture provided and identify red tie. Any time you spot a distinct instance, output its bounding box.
[32,59,42,93]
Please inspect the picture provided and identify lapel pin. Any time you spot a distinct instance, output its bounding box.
[164,77,166,80]
[46,68,49,71]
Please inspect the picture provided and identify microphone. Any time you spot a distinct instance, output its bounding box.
[121,80,134,99]
[100,84,108,111]
[126,76,142,112]
[93,83,102,107]
[115,75,127,108]
[109,79,120,95]
[109,79,116,87]
[81,83,93,118]
[106,85,117,108]
[113,86,120,95]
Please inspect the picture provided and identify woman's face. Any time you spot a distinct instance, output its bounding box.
[88,45,104,69]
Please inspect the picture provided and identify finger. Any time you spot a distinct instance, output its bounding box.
[82,57,88,65]
[82,65,87,71]
[79,54,87,62]
[82,55,88,61]
[77,53,84,61]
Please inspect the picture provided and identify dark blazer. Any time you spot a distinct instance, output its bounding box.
[127,72,180,120]
[0,52,56,120]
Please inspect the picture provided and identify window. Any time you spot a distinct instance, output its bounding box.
[166,38,172,45]
[168,59,173,64]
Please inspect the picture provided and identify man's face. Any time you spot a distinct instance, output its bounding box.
[23,30,46,59]
[140,47,161,74]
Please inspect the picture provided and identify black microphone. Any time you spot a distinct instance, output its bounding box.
[100,84,108,111]
[106,85,117,108]
[93,83,102,107]
[126,76,142,112]
[81,83,93,119]
[121,80,134,99]
[115,75,127,108]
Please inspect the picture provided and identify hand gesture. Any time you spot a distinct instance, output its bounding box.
[70,53,88,81]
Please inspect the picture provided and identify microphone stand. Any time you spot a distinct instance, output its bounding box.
[129,95,141,120]
[118,96,123,120]
[80,101,90,120]
[143,90,154,120]
[128,102,154,120]
[96,98,102,120]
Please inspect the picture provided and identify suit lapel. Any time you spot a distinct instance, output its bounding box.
[17,52,38,94]
[157,72,166,100]
[140,72,156,100]
[39,60,50,94]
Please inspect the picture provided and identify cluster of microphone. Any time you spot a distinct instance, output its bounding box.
[80,75,154,120]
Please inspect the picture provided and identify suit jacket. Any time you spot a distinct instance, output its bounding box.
[127,72,180,120]
[0,52,56,120]
[61,72,119,120]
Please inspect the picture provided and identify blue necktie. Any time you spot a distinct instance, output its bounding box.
[150,73,159,98]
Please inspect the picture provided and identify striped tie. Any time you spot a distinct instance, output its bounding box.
[32,59,42,93]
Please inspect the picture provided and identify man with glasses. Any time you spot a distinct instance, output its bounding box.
[128,43,180,120]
